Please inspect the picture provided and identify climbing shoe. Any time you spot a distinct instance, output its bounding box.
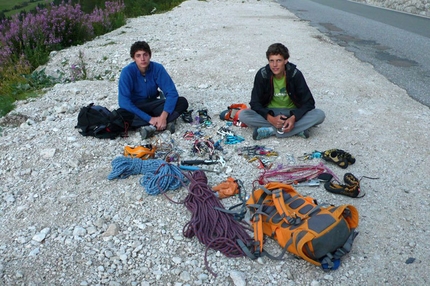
[197,109,213,127]
[324,180,361,198]
[166,121,176,134]
[181,110,193,123]
[344,172,359,186]
[322,149,356,169]
[296,129,310,139]
[253,127,275,140]
[139,125,156,140]
[124,144,156,160]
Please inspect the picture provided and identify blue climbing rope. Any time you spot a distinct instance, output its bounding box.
[108,157,186,195]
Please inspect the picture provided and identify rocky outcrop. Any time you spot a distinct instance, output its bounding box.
[351,0,430,17]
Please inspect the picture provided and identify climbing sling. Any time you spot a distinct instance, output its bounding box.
[245,182,359,270]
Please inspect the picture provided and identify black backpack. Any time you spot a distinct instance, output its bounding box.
[75,103,135,139]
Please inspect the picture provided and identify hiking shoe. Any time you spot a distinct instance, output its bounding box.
[297,129,310,139]
[252,127,275,140]
[124,144,156,160]
[166,121,176,134]
[139,125,156,139]
[181,110,193,123]
[324,181,361,198]
[322,149,355,169]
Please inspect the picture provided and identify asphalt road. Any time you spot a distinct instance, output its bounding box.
[278,0,430,108]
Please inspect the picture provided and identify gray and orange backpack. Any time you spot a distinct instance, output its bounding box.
[244,182,359,270]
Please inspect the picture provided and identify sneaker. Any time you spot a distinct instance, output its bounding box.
[181,110,193,123]
[252,127,275,140]
[322,149,355,169]
[323,180,361,198]
[139,125,156,139]
[297,129,310,139]
[166,121,176,134]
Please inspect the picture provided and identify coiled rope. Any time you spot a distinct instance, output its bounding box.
[182,170,253,277]
[108,157,186,195]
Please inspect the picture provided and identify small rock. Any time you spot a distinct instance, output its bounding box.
[230,270,246,286]
[179,271,191,282]
[102,223,119,237]
[405,257,415,264]
[29,248,40,256]
[73,226,87,237]
[40,148,56,159]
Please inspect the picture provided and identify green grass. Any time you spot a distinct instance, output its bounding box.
[0,0,45,18]
[0,0,28,10]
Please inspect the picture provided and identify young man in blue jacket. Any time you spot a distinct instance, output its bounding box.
[239,43,325,140]
[118,41,189,139]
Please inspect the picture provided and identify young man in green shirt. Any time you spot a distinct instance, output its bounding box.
[239,43,325,140]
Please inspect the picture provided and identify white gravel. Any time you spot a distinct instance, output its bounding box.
[1,0,429,285]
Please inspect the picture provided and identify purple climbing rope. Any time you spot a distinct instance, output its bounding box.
[182,170,253,277]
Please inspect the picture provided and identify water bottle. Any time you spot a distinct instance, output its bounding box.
[277,115,288,134]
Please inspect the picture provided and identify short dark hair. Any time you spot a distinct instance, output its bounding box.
[266,43,289,60]
[130,41,151,58]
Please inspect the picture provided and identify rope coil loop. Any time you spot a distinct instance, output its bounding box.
[108,157,186,195]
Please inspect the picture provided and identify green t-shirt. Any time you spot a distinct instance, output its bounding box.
[268,76,296,109]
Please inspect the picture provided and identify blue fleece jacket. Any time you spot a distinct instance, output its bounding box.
[118,61,179,122]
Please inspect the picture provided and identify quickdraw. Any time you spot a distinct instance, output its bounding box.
[298,150,322,161]
[192,138,215,157]
[224,134,245,145]
[248,157,273,170]
[237,145,276,157]
[256,162,338,186]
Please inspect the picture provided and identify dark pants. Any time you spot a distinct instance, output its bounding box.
[131,96,189,127]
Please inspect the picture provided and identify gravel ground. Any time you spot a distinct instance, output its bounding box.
[1,0,429,285]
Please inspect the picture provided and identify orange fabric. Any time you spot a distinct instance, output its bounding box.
[124,145,156,159]
[224,103,248,121]
[246,182,359,266]
[212,177,239,199]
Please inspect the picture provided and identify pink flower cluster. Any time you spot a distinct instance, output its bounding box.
[0,0,124,68]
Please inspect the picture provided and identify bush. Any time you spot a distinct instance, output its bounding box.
[0,1,125,69]
[0,0,184,117]
[0,0,126,117]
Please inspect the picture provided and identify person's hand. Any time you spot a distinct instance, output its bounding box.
[270,114,294,131]
[281,115,295,132]
[149,111,169,131]
[269,114,285,129]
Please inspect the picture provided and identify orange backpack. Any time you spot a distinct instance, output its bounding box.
[246,182,359,270]
[222,103,248,127]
